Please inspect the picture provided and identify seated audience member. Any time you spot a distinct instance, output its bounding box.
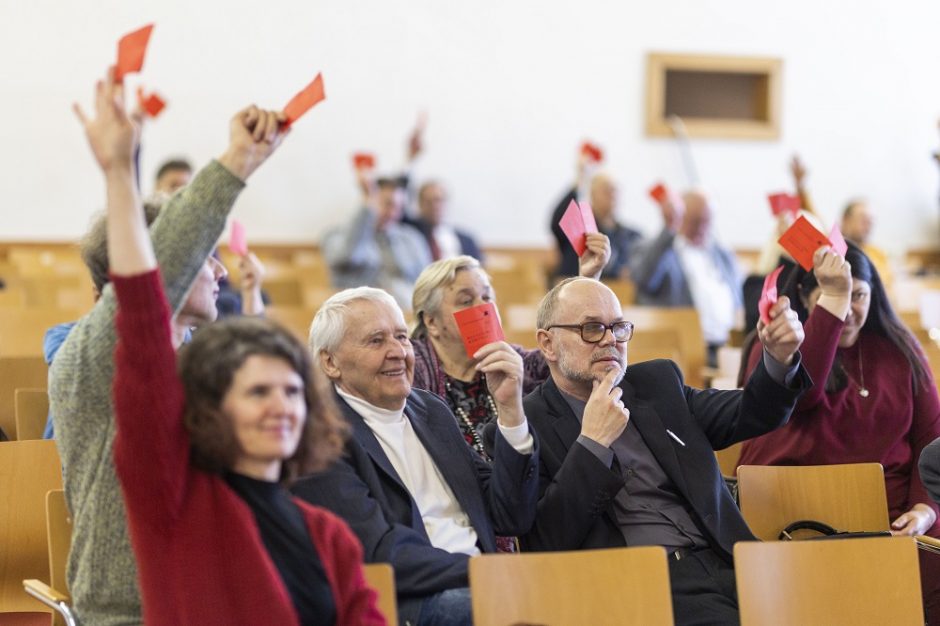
[293,287,540,626]
[550,156,643,281]
[632,190,742,366]
[49,69,286,623]
[153,157,193,197]
[521,276,808,625]
[102,84,381,624]
[322,173,431,310]
[404,181,483,262]
[840,198,892,285]
[216,248,269,317]
[410,235,610,457]
[739,243,940,623]
[922,437,940,504]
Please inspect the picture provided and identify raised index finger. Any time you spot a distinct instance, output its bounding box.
[594,366,621,397]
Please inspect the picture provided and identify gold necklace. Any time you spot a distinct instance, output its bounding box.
[842,342,869,398]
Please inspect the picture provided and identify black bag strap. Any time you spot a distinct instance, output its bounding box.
[778,519,891,541]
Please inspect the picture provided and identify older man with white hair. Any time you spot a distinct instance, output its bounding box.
[292,286,539,626]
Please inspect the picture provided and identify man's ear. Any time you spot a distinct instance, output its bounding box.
[536,329,559,364]
[319,350,341,381]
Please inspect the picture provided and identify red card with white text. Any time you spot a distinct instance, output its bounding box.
[229,220,248,257]
[559,199,597,256]
[353,153,375,170]
[768,192,801,217]
[137,88,166,118]
[758,265,785,325]
[283,73,326,126]
[778,216,831,271]
[828,223,848,257]
[649,182,668,204]
[453,302,504,357]
[115,24,154,81]
[580,141,603,162]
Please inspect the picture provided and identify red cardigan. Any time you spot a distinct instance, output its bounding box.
[739,306,940,534]
[111,270,385,625]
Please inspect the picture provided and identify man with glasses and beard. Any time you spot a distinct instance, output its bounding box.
[518,276,809,625]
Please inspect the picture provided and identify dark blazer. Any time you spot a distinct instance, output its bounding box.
[292,388,539,624]
[520,358,809,562]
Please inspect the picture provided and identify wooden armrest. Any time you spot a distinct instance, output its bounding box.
[916,535,940,554]
[23,579,69,603]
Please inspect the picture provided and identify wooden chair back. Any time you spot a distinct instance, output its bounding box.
[45,490,71,600]
[361,563,397,625]
[0,309,81,358]
[14,389,49,441]
[264,306,317,344]
[735,536,923,625]
[0,357,48,441]
[469,547,674,626]
[622,306,706,387]
[737,463,891,541]
[714,442,742,478]
[0,440,63,613]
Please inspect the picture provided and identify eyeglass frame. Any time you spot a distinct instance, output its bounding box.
[544,320,634,343]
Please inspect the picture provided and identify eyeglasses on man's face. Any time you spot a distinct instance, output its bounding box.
[545,321,634,344]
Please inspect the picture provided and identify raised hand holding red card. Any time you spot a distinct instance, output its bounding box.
[136,87,166,118]
[778,216,831,271]
[580,141,603,163]
[559,199,599,256]
[352,153,376,170]
[283,73,326,126]
[648,182,669,204]
[767,192,801,218]
[758,265,785,325]
[454,302,505,357]
[229,220,248,257]
[115,24,154,82]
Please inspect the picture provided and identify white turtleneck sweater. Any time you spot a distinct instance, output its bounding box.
[335,385,532,555]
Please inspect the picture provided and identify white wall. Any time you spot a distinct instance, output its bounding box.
[3,0,939,255]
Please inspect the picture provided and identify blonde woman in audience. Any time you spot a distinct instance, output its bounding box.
[69,67,383,625]
[739,242,940,624]
[410,237,610,461]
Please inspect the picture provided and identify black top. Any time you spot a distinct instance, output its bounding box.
[225,472,336,626]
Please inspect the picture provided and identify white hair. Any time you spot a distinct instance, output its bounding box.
[309,287,401,356]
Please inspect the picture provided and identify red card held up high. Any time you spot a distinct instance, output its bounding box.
[229,220,248,257]
[137,88,166,118]
[778,216,831,271]
[767,192,801,217]
[758,265,785,325]
[283,73,326,126]
[352,153,376,170]
[115,24,154,82]
[559,199,588,256]
[648,182,668,204]
[580,141,603,162]
[453,302,505,357]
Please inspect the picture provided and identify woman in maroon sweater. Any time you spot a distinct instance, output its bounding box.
[739,243,940,622]
[81,66,383,625]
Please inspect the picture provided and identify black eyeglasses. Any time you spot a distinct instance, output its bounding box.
[545,321,634,343]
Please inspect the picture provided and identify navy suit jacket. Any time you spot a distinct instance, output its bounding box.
[520,358,809,562]
[291,388,539,622]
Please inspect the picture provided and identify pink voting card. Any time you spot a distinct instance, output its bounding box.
[828,223,848,257]
[283,73,326,126]
[758,265,785,325]
[559,199,598,256]
[115,24,154,82]
[228,220,248,257]
[767,192,801,218]
[453,302,505,357]
[778,216,832,271]
[648,182,668,204]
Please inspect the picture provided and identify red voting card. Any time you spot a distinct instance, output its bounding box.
[283,73,326,126]
[778,216,831,271]
[136,88,166,118]
[453,302,505,357]
[649,182,668,204]
[758,265,785,326]
[580,141,603,162]
[559,199,599,256]
[829,223,848,257]
[353,153,376,170]
[229,220,248,257]
[115,24,154,82]
[767,192,801,218]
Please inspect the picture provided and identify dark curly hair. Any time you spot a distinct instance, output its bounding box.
[178,316,347,484]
